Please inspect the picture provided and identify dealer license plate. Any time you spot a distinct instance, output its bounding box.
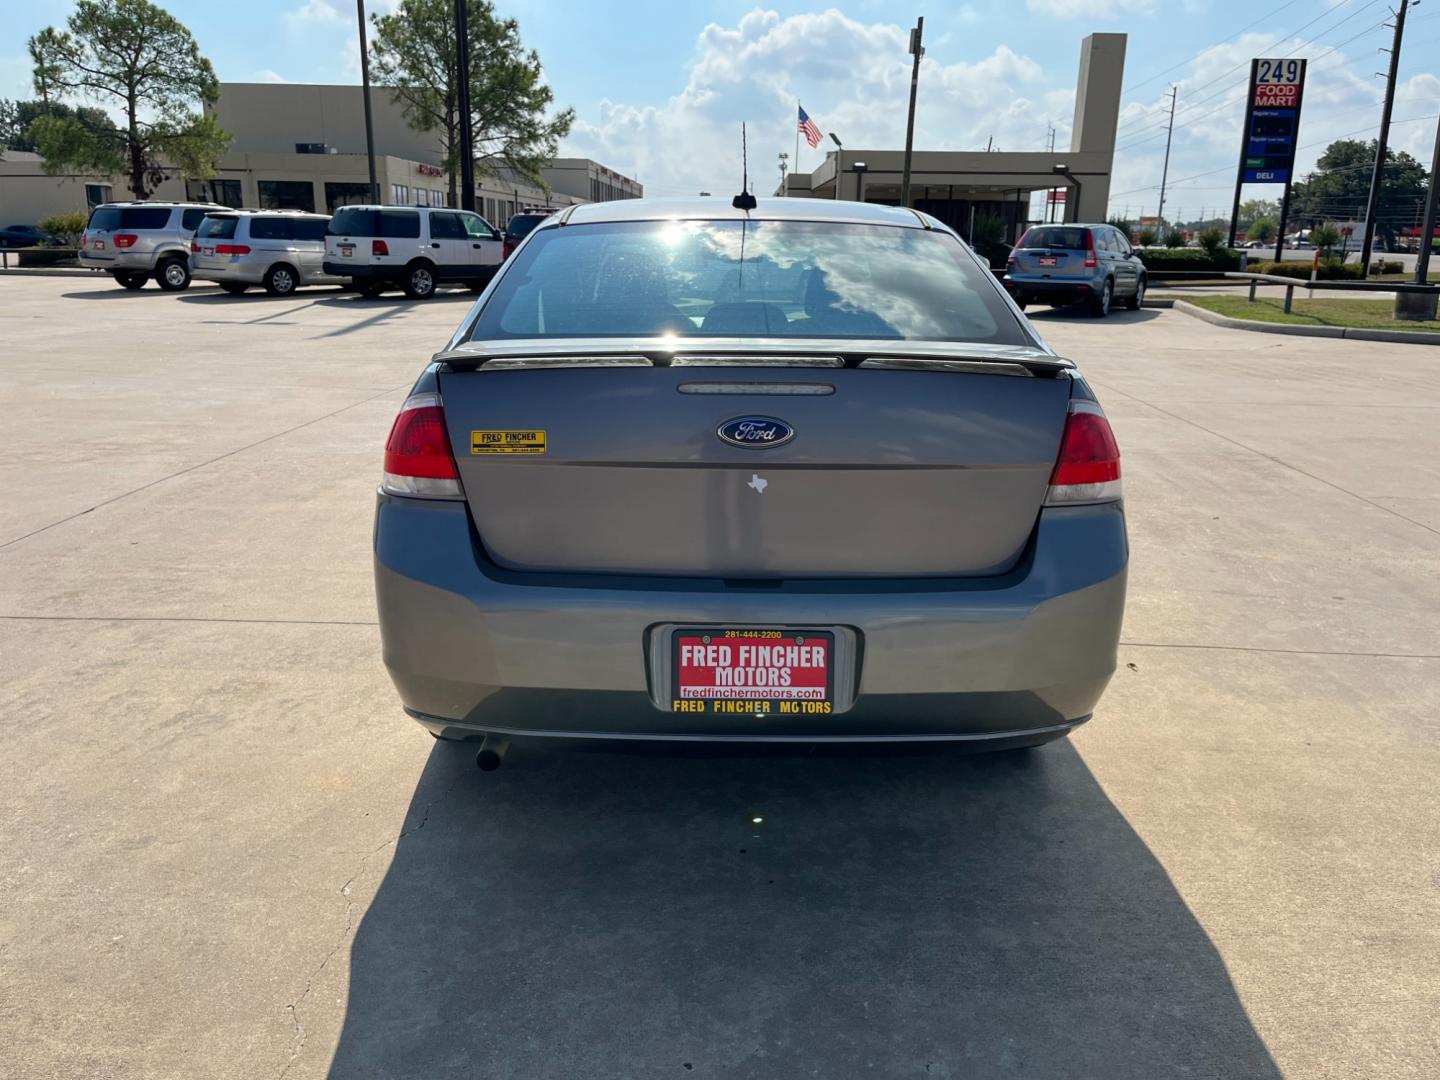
[1038,255,1057,266]
[340,244,355,257]
[670,628,834,716]
[203,246,214,255]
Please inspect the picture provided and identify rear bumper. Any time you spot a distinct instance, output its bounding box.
[324,260,388,280]
[80,250,152,272]
[1004,276,1101,302]
[374,494,1128,741]
[190,259,264,284]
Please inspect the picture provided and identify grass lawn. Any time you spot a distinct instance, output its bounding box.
[1176,295,1440,332]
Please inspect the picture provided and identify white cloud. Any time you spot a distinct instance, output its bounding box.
[560,8,1061,196]
[284,0,399,28]
[1025,0,1153,18]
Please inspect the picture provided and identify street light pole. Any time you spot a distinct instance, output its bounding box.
[1155,86,1177,235]
[454,0,476,212]
[356,0,379,203]
[900,17,924,208]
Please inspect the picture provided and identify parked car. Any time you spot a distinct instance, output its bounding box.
[0,224,61,249]
[373,197,1127,763]
[189,209,346,295]
[1002,223,1145,316]
[502,210,552,259]
[79,201,227,290]
[322,204,503,299]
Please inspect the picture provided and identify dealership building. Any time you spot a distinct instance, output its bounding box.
[781,33,1126,244]
[0,81,640,228]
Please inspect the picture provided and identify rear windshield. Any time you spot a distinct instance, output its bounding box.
[506,214,547,240]
[469,220,1022,345]
[87,206,171,231]
[326,208,419,238]
[1018,226,1088,250]
[196,216,238,240]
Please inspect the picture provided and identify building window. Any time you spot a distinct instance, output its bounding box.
[324,182,372,212]
[185,179,242,208]
[85,183,113,209]
[257,180,316,212]
[416,188,430,207]
[390,183,409,205]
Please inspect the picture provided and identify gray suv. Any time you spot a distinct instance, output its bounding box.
[1003,223,1146,317]
[190,210,346,295]
[79,201,227,291]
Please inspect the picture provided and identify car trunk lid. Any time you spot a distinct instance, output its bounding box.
[436,343,1073,578]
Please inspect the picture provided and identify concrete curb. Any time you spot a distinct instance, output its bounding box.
[1171,299,1440,345]
[1141,298,1175,308]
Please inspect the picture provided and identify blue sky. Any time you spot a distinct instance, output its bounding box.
[2,0,1437,219]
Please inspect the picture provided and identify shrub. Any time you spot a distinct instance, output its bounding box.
[1162,227,1187,248]
[1197,228,1225,255]
[1250,259,1363,281]
[36,211,87,246]
[15,247,79,267]
[970,214,1010,269]
[1135,227,1157,246]
[1310,222,1341,256]
[1136,248,1242,273]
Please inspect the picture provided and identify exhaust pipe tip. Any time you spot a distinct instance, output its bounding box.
[475,734,510,772]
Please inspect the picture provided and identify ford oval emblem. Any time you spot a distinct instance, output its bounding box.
[717,415,795,449]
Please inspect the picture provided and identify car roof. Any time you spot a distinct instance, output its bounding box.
[559,197,929,229]
[95,201,226,209]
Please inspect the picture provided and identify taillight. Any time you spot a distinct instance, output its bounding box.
[1084,230,1098,269]
[191,241,200,252]
[372,239,389,256]
[80,231,88,247]
[1045,401,1121,505]
[113,234,138,248]
[382,392,461,499]
[215,244,250,255]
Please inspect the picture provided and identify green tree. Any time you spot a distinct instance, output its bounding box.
[371,0,574,207]
[1135,226,1157,246]
[1162,226,1186,248]
[1107,216,1133,242]
[1247,217,1277,243]
[0,99,116,153]
[1236,198,1280,229]
[26,0,229,199]
[1196,227,1225,255]
[1288,139,1429,245]
[1310,222,1341,257]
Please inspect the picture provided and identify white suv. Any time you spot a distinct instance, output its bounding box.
[323,205,503,299]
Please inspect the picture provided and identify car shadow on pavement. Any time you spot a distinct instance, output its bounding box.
[1024,307,1162,323]
[325,739,1280,1079]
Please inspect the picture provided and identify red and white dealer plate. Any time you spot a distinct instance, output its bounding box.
[670,628,834,714]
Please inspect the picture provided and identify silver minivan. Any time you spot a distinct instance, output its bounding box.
[190,210,346,295]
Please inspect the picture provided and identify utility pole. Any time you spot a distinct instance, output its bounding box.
[1417,112,1440,284]
[1361,0,1408,275]
[356,0,379,203]
[778,152,789,195]
[1047,125,1056,221]
[454,0,476,212]
[901,17,924,208]
[1155,86,1177,234]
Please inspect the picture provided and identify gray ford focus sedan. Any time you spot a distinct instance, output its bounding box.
[374,198,1126,759]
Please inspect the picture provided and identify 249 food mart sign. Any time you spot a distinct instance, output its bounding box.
[1239,57,1307,184]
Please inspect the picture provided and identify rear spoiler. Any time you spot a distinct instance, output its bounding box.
[434,341,1074,377]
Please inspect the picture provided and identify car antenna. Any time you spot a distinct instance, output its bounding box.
[732,123,757,211]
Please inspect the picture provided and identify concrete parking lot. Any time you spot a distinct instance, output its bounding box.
[2,276,1438,1079]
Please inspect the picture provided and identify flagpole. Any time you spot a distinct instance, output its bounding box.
[793,101,801,195]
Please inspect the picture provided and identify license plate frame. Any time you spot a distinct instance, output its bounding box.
[339,244,355,257]
[667,627,837,716]
[1038,255,1057,266]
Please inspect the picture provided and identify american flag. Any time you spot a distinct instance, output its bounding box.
[798,106,822,149]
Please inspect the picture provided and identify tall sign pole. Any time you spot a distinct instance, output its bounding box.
[1227,61,1259,248]
[1415,115,1440,284]
[900,17,924,209]
[454,0,476,212]
[1228,57,1306,260]
[356,0,379,203]
[1360,0,1408,277]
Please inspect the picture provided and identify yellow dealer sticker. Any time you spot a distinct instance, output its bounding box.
[471,430,547,455]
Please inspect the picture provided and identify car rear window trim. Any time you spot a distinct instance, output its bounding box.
[859,357,1036,377]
